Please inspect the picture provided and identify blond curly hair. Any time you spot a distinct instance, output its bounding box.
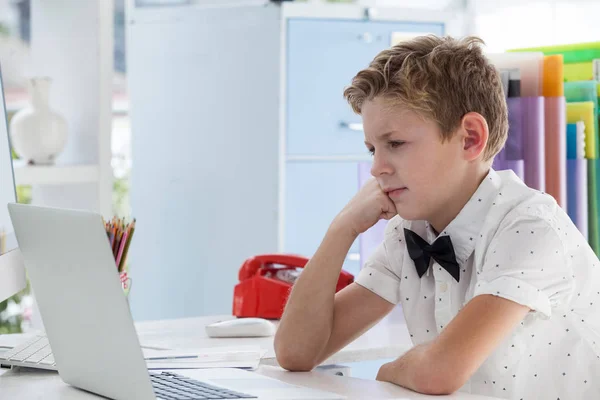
[343,35,508,161]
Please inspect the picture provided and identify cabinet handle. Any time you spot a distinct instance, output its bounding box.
[358,32,373,44]
[339,121,364,131]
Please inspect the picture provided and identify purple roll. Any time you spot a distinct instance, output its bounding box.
[522,97,545,191]
[567,159,588,239]
[505,97,523,160]
[493,158,525,182]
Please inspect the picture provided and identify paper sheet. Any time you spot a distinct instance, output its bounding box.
[142,346,265,370]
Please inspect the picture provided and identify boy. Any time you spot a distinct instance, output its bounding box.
[274,35,600,399]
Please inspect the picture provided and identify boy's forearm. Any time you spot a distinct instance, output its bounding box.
[274,219,358,370]
[376,343,460,395]
[376,344,427,392]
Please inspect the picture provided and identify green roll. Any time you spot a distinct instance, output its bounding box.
[509,42,600,64]
[589,159,600,255]
[565,81,600,157]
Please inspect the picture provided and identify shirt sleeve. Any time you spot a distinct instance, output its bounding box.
[354,220,403,305]
[473,208,574,319]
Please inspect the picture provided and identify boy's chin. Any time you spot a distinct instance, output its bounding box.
[395,207,426,222]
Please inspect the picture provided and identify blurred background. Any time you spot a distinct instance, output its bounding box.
[0,0,598,364]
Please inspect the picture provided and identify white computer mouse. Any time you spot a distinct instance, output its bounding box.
[205,318,276,338]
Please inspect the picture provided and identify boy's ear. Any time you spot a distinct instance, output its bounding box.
[460,112,489,161]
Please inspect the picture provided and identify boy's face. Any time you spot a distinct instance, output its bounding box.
[362,97,470,226]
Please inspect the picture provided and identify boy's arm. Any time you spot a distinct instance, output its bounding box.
[275,178,397,371]
[376,294,529,394]
[314,282,396,366]
[378,212,571,394]
[274,222,395,371]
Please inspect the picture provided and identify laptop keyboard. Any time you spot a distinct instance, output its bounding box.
[151,371,257,400]
[2,337,257,399]
[0,335,57,369]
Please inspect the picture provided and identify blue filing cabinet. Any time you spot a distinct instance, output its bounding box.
[284,18,444,275]
[285,161,361,274]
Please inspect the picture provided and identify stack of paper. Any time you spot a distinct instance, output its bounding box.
[143,346,265,370]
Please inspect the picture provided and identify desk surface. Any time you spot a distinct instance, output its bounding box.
[0,365,501,400]
[0,312,501,399]
[0,311,411,368]
[134,311,412,367]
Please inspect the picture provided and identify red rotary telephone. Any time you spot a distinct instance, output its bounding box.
[232,254,354,319]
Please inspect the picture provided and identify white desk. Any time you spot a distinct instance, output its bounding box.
[133,311,412,367]
[0,365,502,400]
[0,312,502,399]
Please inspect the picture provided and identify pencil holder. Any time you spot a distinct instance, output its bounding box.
[104,216,136,297]
[120,270,131,297]
[119,257,131,297]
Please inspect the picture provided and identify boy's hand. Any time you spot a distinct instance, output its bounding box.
[334,178,397,236]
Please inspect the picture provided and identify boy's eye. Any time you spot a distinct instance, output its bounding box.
[389,141,405,148]
[367,147,375,156]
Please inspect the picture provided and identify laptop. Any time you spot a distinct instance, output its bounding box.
[7,203,344,400]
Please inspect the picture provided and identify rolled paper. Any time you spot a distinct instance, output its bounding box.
[544,97,567,208]
[588,160,600,255]
[543,55,564,97]
[493,158,525,182]
[505,96,523,160]
[487,52,544,97]
[508,41,600,64]
[567,123,578,160]
[565,82,599,157]
[567,159,588,239]
[567,102,596,159]
[564,62,594,82]
[522,97,545,191]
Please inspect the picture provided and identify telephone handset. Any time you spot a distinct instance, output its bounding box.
[233,253,354,319]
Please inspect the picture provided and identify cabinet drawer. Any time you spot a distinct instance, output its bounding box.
[286,19,444,156]
[284,161,360,271]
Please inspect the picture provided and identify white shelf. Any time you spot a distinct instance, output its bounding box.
[13,162,101,186]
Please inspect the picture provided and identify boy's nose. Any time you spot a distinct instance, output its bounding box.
[370,155,393,177]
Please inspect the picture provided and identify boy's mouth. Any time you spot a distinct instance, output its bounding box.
[385,187,407,199]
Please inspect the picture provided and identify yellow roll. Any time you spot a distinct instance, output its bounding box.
[564,62,594,82]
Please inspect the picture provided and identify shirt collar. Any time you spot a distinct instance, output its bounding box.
[424,168,502,264]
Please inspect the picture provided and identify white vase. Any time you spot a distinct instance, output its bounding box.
[9,77,68,165]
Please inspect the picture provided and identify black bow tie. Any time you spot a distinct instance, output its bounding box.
[404,228,460,282]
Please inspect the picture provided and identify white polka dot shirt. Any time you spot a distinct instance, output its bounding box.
[355,168,600,399]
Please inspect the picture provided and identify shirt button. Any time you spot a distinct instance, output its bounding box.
[439,282,448,293]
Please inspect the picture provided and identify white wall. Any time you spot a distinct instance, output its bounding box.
[127,3,280,320]
[474,0,600,51]
[30,0,113,217]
